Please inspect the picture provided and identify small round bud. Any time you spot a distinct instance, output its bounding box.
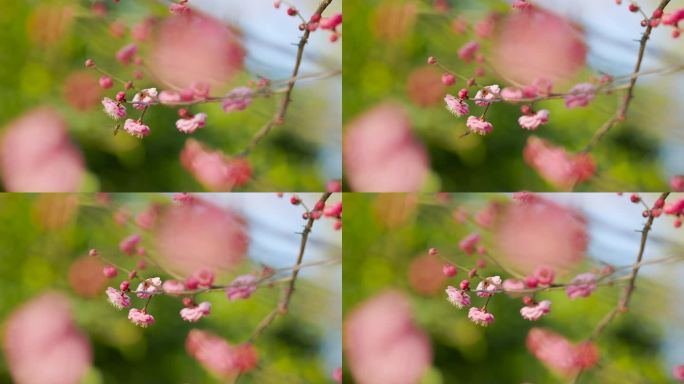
[125,81,134,90]
[427,56,437,65]
[476,259,486,269]
[441,73,456,86]
[674,219,682,228]
[103,265,118,278]
[120,280,130,291]
[428,247,438,256]
[88,248,99,257]
[185,277,199,290]
[182,297,194,307]
[85,59,95,68]
[287,7,297,16]
[628,3,639,12]
[630,194,640,203]
[442,263,457,277]
[99,76,113,89]
[457,88,468,99]
[652,9,663,18]
[468,268,477,279]
[290,196,301,205]
[524,275,539,288]
[128,270,137,279]
[522,296,535,306]
[459,279,470,291]
[115,91,126,102]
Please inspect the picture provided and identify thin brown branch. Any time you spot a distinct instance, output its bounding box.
[582,0,671,153]
[247,192,333,342]
[238,0,335,157]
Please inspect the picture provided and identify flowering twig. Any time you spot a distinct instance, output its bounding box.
[569,192,670,384]
[583,0,672,153]
[247,192,333,342]
[238,0,335,157]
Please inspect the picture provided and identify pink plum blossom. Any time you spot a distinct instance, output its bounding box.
[194,268,216,287]
[476,275,502,297]
[102,97,126,119]
[180,302,212,322]
[105,287,131,309]
[534,266,555,286]
[520,300,552,321]
[474,84,500,106]
[527,328,599,376]
[496,196,588,273]
[344,291,432,384]
[459,233,480,254]
[343,104,429,192]
[493,8,587,85]
[523,136,596,189]
[128,308,155,327]
[136,277,162,299]
[445,286,470,309]
[670,175,684,192]
[3,293,92,384]
[222,87,253,112]
[186,329,258,377]
[176,112,207,134]
[116,43,138,65]
[518,109,549,130]
[444,94,469,116]
[155,198,247,274]
[159,90,182,105]
[458,40,480,62]
[131,88,159,110]
[150,13,244,89]
[119,234,141,255]
[566,273,598,299]
[564,83,596,109]
[466,116,494,135]
[468,307,495,326]
[162,280,186,295]
[226,274,257,301]
[320,13,342,30]
[123,119,151,138]
[663,9,684,26]
[674,365,684,381]
[502,278,526,297]
[180,139,252,190]
[501,87,524,101]
[0,108,84,192]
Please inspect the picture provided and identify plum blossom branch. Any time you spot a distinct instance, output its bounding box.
[588,192,670,340]
[583,0,672,153]
[247,192,333,342]
[237,0,335,157]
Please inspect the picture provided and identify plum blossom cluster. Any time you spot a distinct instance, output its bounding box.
[427,0,683,189]
[85,191,340,378]
[431,192,683,379]
[273,0,343,42]
[279,192,343,231]
[84,0,340,190]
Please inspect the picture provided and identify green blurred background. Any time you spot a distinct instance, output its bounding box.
[342,193,684,383]
[0,193,342,383]
[342,0,684,191]
[0,0,341,192]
